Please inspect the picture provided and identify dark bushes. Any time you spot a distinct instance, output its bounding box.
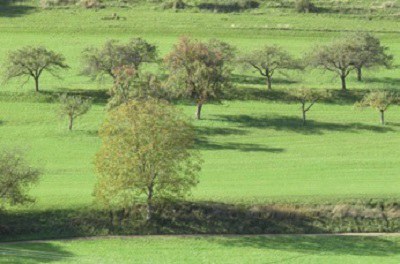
[197,0,260,13]
[295,0,317,13]
[2,201,400,241]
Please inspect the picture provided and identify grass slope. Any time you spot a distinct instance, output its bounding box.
[0,4,399,211]
[2,235,400,263]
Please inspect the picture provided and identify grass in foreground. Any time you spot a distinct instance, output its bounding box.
[1,235,400,263]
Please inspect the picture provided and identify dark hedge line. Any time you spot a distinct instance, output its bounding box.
[2,200,400,242]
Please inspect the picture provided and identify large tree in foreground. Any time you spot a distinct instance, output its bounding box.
[164,37,233,120]
[347,33,393,81]
[3,46,69,92]
[94,99,201,221]
[82,38,158,80]
[310,40,356,91]
[356,91,396,125]
[0,148,40,210]
[239,45,302,90]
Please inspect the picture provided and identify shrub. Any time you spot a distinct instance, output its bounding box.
[162,0,186,10]
[39,0,77,8]
[80,0,102,9]
[197,0,259,13]
[295,0,316,13]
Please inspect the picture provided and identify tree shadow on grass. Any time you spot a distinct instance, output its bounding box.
[212,235,400,258]
[223,87,367,105]
[196,126,248,137]
[0,0,35,18]
[0,242,75,263]
[232,74,298,86]
[364,77,400,87]
[195,138,285,152]
[40,89,109,105]
[212,114,394,135]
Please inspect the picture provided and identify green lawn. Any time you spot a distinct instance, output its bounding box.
[2,235,400,263]
[2,98,400,210]
[0,3,400,211]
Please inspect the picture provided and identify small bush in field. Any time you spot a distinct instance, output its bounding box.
[197,0,260,13]
[40,0,77,8]
[295,0,316,13]
[80,0,103,9]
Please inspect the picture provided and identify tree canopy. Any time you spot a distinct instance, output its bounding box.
[106,66,164,109]
[346,32,393,81]
[82,38,158,80]
[356,90,397,125]
[310,40,356,91]
[239,45,302,90]
[94,99,201,221]
[3,46,69,92]
[59,94,92,130]
[0,148,40,210]
[164,36,232,119]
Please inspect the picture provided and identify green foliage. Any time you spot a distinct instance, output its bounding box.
[59,94,92,130]
[95,99,201,220]
[3,46,69,92]
[164,36,233,119]
[239,45,303,90]
[0,148,40,210]
[107,66,165,109]
[81,38,158,80]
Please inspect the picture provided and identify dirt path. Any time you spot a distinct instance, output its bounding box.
[1,233,400,245]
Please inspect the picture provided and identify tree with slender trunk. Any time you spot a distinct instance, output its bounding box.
[356,90,396,125]
[94,99,201,222]
[290,88,325,125]
[346,33,393,82]
[59,94,92,130]
[239,45,302,90]
[164,37,233,120]
[3,46,69,92]
[82,38,158,81]
[310,40,357,91]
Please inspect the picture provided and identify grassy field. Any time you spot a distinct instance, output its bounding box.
[0,2,400,211]
[2,235,400,263]
[1,1,400,262]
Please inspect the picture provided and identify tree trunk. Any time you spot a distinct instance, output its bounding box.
[68,116,74,131]
[196,103,203,120]
[266,76,272,90]
[356,67,362,82]
[340,75,347,91]
[380,110,385,125]
[146,187,153,222]
[34,77,39,92]
[302,104,306,126]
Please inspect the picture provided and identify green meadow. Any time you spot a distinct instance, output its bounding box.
[1,0,400,262]
[2,235,400,263]
[1,2,400,211]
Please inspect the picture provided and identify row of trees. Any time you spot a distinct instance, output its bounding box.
[2,33,394,120]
